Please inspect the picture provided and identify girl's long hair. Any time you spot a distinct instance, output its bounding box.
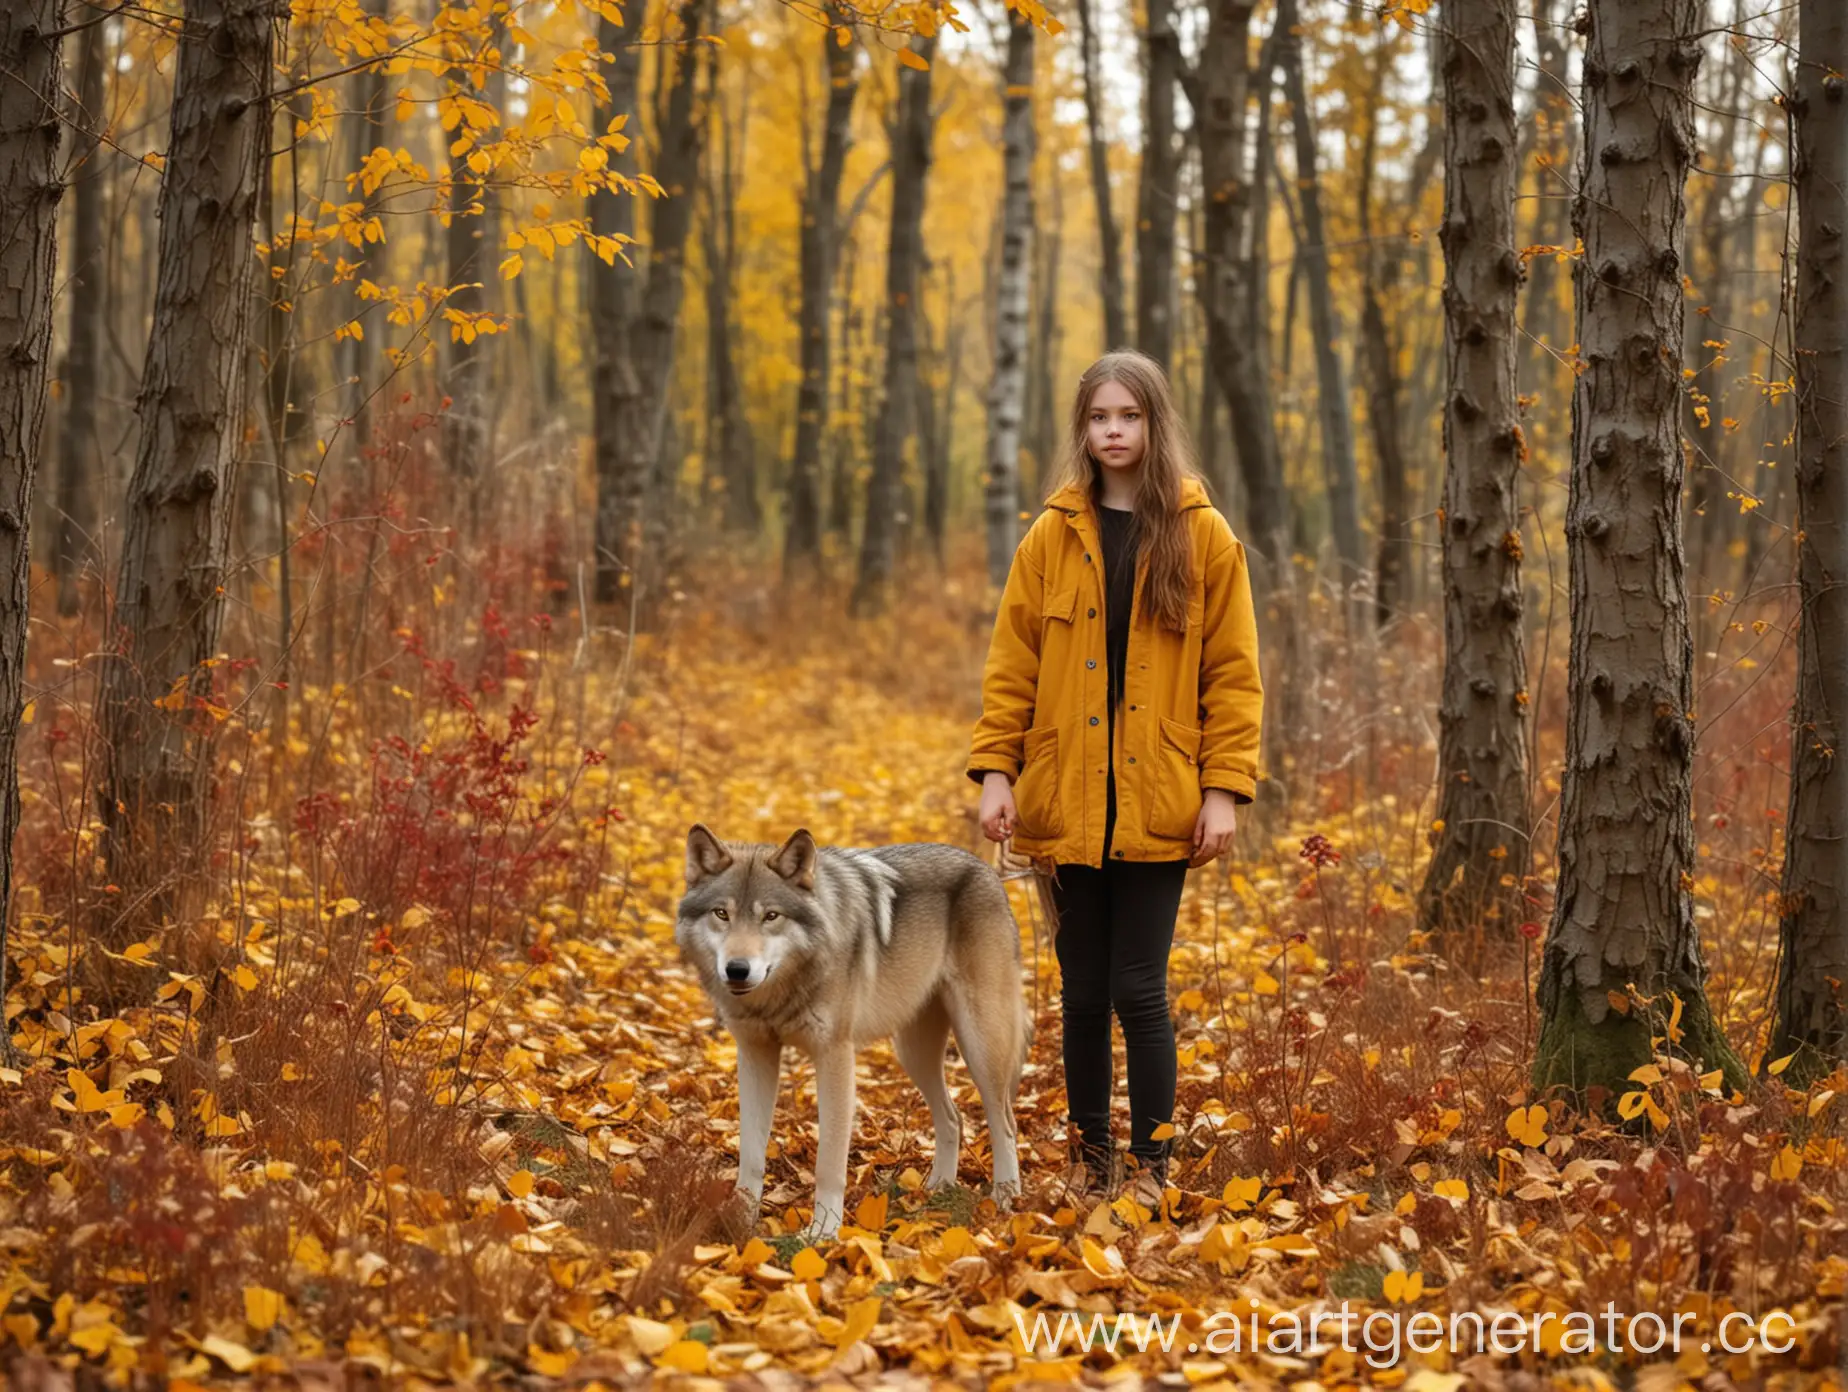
[1046,350,1199,633]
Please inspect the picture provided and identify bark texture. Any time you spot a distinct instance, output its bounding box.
[442,19,505,509]
[97,0,273,935]
[1419,0,1531,951]
[985,11,1034,589]
[1075,0,1125,350]
[1135,0,1178,367]
[851,34,937,615]
[56,10,105,616]
[1769,0,1848,1082]
[785,11,857,572]
[0,0,65,989]
[1534,0,1745,1096]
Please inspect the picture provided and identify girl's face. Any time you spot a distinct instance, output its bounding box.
[1086,379,1146,477]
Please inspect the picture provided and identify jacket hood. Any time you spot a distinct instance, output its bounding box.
[1045,474,1214,514]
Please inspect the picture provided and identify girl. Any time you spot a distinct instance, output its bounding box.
[968,350,1263,1201]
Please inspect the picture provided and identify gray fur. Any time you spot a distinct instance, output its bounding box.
[674,825,1032,1240]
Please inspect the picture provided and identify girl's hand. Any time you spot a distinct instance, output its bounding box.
[980,772,1018,843]
[1190,788,1239,867]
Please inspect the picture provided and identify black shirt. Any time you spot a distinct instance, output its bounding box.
[1098,505,1138,712]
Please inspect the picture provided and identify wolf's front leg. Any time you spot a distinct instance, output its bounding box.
[810,1040,857,1240]
[735,1035,782,1214]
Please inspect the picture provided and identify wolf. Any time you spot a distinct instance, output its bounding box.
[675,824,1032,1239]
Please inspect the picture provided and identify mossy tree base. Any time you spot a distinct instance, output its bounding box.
[1533,983,1750,1104]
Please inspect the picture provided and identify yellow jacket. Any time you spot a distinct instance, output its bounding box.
[968,476,1263,868]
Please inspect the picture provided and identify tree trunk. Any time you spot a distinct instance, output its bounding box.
[1533,0,1745,1098]
[1075,0,1126,351]
[1136,0,1178,366]
[1419,0,1531,955]
[1025,148,1063,509]
[55,9,104,617]
[0,0,65,1012]
[590,9,641,604]
[1517,0,1577,389]
[341,0,389,454]
[442,17,505,516]
[851,36,937,615]
[97,0,272,941]
[985,9,1034,589]
[785,8,857,573]
[1357,31,1412,628]
[1685,0,1751,650]
[702,70,758,534]
[1198,0,1289,574]
[1275,0,1364,582]
[1768,0,1848,1082]
[624,0,708,603]
[591,0,707,608]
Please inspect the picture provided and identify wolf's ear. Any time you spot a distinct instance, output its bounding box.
[686,824,735,887]
[767,828,818,890]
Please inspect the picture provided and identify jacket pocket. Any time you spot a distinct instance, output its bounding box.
[1014,724,1064,840]
[1146,716,1204,841]
[1042,586,1078,634]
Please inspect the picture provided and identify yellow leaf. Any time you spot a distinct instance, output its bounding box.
[507,1169,535,1198]
[1505,1103,1547,1147]
[1433,1178,1469,1201]
[854,1191,889,1230]
[836,1295,881,1347]
[199,1334,258,1372]
[244,1286,284,1332]
[897,46,929,70]
[1767,1050,1797,1076]
[108,1103,145,1128]
[1617,1090,1649,1122]
[1769,1144,1802,1181]
[232,964,258,991]
[1222,1176,1261,1210]
[1251,971,1280,996]
[528,1346,576,1377]
[790,1246,827,1280]
[500,252,524,280]
[1149,1122,1176,1142]
[657,1340,708,1373]
[625,1316,675,1354]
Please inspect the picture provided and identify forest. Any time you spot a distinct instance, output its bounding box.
[0,0,1844,1383]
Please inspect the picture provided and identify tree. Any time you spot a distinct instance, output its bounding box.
[702,58,759,534]
[96,0,274,939]
[1135,0,1179,367]
[1194,0,1289,574]
[1419,0,1530,953]
[0,0,65,1015]
[55,9,105,617]
[442,13,506,508]
[591,0,709,608]
[851,35,939,615]
[985,8,1034,589]
[1274,0,1363,583]
[1533,0,1745,1097]
[1074,0,1125,350]
[784,8,860,573]
[1768,0,1847,1082]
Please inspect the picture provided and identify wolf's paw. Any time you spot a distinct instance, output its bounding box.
[990,1179,1021,1212]
[926,1166,959,1190]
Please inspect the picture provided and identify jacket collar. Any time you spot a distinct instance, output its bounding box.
[1045,475,1214,516]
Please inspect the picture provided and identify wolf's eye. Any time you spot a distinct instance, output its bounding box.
[712,907,729,921]
[762,911,780,923]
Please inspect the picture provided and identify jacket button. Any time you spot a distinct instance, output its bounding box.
[1086,659,1096,669]
[1113,850,1126,858]
[1084,553,1092,564]
[1087,607,1097,618]
[1089,716,1099,726]
[1128,756,1137,765]
[1129,704,1137,712]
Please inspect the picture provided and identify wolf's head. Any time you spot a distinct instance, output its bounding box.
[674,824,820,998]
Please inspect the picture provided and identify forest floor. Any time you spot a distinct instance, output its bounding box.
[0,565,1843,1390]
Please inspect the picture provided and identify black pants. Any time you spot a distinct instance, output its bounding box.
[1049,793,1187,1174]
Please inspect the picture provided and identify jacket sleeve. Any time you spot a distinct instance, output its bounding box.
[967,520,1048,784]
[1197,512,1263,803]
